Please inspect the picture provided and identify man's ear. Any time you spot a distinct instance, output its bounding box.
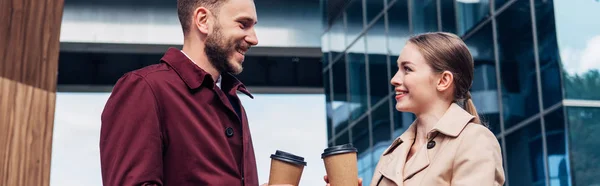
[193,7,211,34]
[436,71,454,92]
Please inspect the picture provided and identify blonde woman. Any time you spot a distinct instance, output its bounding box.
[325,32,505,186]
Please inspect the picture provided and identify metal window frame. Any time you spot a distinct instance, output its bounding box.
[490,0,509,184]
[529,0,551,184]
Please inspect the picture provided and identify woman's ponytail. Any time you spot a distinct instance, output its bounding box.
[463,91,482,125]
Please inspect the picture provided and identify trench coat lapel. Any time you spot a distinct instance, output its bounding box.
[377,123,416,186]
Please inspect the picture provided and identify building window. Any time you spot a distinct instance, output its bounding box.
[567,107,600,185]
[496,0,540,129]
[506,120,546,186]
[411,0,438,33]
[456,0,490,35]
[367,16,390,107]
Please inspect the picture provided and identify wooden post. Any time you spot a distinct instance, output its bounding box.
[0,0,65,185]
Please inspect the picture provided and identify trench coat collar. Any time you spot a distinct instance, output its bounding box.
[382,103,474,155]
[378,103,475,185]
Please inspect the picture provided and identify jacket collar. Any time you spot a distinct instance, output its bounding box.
[160,47,253,98]
[221,72,254,99]
[382,103,474,156]
[377,103,475,184]
[430,103,475,137]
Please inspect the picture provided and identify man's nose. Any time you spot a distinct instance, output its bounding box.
[245,29,258,46]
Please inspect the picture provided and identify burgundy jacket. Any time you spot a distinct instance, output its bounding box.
[100,47,259,186]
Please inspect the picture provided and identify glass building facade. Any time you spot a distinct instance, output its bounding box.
[320,0,600,185]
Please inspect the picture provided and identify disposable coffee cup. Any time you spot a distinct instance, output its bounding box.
[321,143,358,186]
[268,150,307,186]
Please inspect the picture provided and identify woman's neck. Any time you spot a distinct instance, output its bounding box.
[414,102,452,142]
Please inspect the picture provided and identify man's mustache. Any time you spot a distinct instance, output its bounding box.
[235,41,251,51]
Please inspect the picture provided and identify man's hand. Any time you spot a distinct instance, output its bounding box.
[323,175,363,186]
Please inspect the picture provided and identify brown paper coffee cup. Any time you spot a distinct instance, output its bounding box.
[321,143,358,186]
[268,150,307,186]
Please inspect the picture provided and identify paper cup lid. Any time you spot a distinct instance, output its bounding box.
[321,143,358,158]
[270,150,307,166]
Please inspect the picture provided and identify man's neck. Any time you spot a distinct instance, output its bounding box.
[181,40,221,82]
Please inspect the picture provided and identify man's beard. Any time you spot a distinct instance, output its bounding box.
[204,24,247,75]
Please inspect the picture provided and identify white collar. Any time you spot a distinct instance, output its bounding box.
[215,75,222,88]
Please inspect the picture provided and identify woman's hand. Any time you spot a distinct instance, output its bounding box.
[323,175,363,186]
[260,184,293,186]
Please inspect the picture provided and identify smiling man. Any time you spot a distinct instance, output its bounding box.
[99,0,264,185]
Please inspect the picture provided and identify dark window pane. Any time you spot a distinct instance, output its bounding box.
[321,0,328,30]
[372,99,391,146]
[440,0,457,33]
[495,0,509,10]
[506,120,546,186]
[496,0,540,129]
[481,113,501,135]
[387,0,410,80]
[553,0,600,101]
[335,130,350,146]
[394,111,414,137]
[535,0,562,108]
[389,57,398,90]
[366,0,385,24]
[327,115,333,141]
[544,107,570,186]
[464,22,500,134]
[352,116,370,157]
[335,118,349,134]
[348,37,368,121]
[324,69,333,140]
[346,0,364,47]
[332,57,349,134]
[322,33,330,68]
[330,14,345,60]
[367,16,389,107]
[411,0,438,33]
[567,107,600,186]
[456,0,490,35]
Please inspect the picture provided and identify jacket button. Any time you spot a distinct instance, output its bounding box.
[225,127,234,137]
[427,141,436,149]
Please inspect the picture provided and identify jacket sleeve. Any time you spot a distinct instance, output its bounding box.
[100,73,163,186]
[451,125,505,186]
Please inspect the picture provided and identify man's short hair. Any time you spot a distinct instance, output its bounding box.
[177,0,226,34]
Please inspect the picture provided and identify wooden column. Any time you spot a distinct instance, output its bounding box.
[0,0,64,185]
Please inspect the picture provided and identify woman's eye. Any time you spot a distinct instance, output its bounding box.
[404,66,412,72]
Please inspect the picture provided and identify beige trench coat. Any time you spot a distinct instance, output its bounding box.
[369,103,505,186]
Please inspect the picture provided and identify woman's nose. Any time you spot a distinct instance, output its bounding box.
[390,71,402,86]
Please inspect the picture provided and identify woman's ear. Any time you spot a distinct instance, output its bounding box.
[436,71,454,92]
[194,7,211,34]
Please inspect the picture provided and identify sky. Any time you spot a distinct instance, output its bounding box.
[554,0,600,76]
[50,92,327,186]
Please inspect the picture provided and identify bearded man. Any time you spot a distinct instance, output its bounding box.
[99,0,273,185]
